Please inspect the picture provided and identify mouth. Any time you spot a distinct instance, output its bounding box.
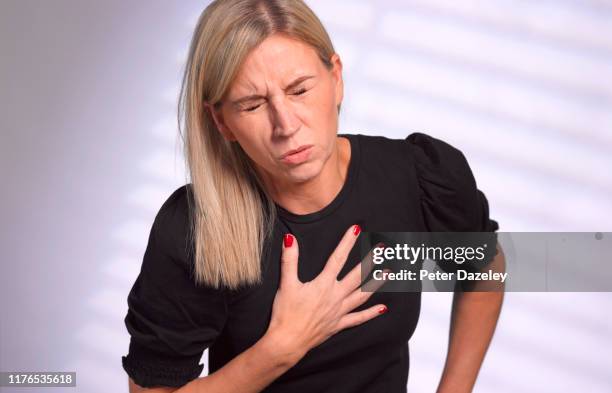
[279,144,313,165]
[280,144,313,159]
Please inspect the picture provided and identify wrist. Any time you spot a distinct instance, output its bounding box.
[436,369,476,393]
[260,328,308,368]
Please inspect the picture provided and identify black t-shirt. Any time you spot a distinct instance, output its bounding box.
[122,132,499,392]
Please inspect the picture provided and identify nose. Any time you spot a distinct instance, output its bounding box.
[270,96,301,137]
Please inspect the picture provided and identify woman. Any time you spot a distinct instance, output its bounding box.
[122,0,505,392]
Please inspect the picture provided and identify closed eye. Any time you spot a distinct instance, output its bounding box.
[242,99,266,112]
[244,104,261,112]
[293,87,307,95]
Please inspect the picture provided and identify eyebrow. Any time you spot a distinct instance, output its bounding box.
[230,75,315,106]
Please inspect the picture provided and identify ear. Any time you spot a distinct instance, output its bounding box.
[205,102,237,142]
[330,53,344,108]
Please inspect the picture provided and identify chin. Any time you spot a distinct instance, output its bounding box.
[284,160,323,183]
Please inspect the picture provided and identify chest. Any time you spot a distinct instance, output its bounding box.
[213,222,423,372]
[209,184,427,367]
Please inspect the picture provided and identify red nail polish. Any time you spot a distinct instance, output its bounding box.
[378,305,388,314]
[353,224,361,236]
[284,234,294,248]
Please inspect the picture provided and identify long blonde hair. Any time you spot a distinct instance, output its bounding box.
[178,0,337,290]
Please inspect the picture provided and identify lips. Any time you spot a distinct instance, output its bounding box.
[279,144,313,165]
[280,144,313,159]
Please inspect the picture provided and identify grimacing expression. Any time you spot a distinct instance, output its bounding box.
[209,32,344,184]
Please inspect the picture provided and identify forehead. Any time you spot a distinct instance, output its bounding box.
[229,34,323,94]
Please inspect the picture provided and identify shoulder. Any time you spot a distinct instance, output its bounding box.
[403,132,471,173]
[151,184,195,265]
[356,131,495,231]
[155,184,193,224]
[351,131,469,175]
[154,184,194,229]
[405,132,496,231]
[401,131,475,189]
[352,131,464,161]
[349,133,411,171]
[351,132,405,155]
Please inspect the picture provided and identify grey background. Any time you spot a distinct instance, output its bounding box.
[1,1,611,392]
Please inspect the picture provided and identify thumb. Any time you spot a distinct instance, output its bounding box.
[280,233,300,287]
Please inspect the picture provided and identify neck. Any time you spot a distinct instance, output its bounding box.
[262,136,350,215]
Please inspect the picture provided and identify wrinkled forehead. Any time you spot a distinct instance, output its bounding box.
[228,34,324,97]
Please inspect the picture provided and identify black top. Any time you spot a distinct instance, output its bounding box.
[122,132,499,392]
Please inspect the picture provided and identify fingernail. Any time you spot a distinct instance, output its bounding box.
[378,305,388,314]
[353,224,361,236]
[283,234,294,248]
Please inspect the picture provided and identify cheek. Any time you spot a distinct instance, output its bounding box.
[227,113,273,146]
[237,137,273,171]
[226,122,273,163]
[303,87,337,127]
[230,113,265,131]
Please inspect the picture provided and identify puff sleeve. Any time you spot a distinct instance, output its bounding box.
[122,185,228,388]
[405,132,499,233]
[405,133,499,273]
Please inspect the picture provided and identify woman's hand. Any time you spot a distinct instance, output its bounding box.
[265,224,388,364]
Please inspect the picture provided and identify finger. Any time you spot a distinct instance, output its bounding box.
[360,267,392,292]
[340,269,390,315]
[339,242,385,295]
[336,303,388,332]
[279,233,300,288]
[321,224,361,281]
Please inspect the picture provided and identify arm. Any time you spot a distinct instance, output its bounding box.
[129,330,305,393]
[436,243,505,393]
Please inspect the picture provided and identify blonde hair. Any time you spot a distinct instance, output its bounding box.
[178,0,337,290]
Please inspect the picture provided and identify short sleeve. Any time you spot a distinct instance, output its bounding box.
[406,133,499,274]
[405,132,499,233]
[122,185,228,388]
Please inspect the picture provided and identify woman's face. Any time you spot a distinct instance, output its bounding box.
[209,32,343,188]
